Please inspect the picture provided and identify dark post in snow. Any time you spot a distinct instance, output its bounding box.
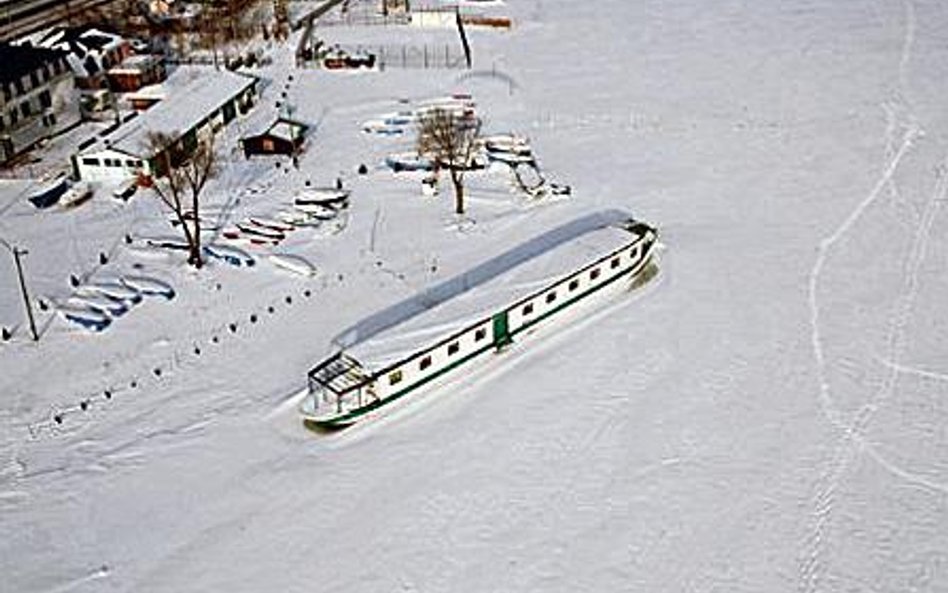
[455,7,472,69]
[9,246,38,341]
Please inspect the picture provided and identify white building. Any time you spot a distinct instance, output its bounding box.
[73,67,257,182]
[0,42,81,165]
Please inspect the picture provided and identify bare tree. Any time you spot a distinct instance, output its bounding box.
[146,132,219,268]
[416,108,482,215]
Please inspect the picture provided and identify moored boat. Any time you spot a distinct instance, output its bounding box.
[301,217,660,428]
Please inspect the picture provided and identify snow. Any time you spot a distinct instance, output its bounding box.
[3,1,948,592]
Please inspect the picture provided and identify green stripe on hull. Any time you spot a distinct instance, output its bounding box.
[311,249,658,427]
[308,341,497,427]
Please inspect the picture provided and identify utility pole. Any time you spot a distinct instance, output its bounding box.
[1,239,39,341]
[12,247,38,341]
[455,7,471,69]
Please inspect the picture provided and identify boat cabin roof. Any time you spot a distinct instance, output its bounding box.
[346,220,649,372]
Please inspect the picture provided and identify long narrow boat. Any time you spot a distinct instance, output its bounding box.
[301,217,660,428]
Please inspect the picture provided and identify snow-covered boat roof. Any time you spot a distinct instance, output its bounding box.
[345,218,648,370]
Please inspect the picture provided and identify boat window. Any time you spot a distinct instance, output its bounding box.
[475,327,486,341]
[419,356,432,370]
[389,370,402,385]
[448,342,460,356]
[82,158,100,166]
[590,268,601,280]
[611,257,620,269]
[630,246,639,261]
[569,279,580,291]
[546,292,556,304]
[523,303,534,316]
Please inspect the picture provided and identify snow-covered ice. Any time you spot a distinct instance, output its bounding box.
[2,1,947,591]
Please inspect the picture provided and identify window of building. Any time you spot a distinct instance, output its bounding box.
[20,102,31,118]
[53,60,63,75]
[611,257,620,269]
[522,303,534,316]
[388,370,402,385]
[419,356,432,371]
[42,65,51,81]
[82,158,100,166]
[2,84,10,101]
[589,267,601,281]
[546,292,557,304]
[39,90,51,109]
[29,71,40,88]
[569,279,579,291]
[447,342,460,356]
[10,109,18,125]
[14,79,25,95]
[475,328,487,341]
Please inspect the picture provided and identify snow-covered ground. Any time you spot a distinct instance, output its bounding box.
[3,1,948,591]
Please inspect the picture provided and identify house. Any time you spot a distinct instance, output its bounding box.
[240,117,308,158]
[32,26,133,91]
[73,67,257,182]
[0,43,81,165]
[26,26,161,120]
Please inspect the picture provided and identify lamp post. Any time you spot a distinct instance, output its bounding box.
[0,237,38,341]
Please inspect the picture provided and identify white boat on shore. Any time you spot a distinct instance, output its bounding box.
[301,216,660,429]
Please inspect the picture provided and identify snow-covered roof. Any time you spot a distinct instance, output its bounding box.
[268,120,307,142]
[82,67,255,158]
[107,54,162,74]
[29,26,126,79]
[346,219,646,369]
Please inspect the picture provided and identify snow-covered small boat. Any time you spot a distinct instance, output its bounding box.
[119,275,176,300]
[77,282,143,304]
[269,253,317,277]
[486,150,536,166]
[69,293,129,317]
[221,231,281,248]
[362,120,406,136]
[384,153,436,173]
[302,217,660,429]
[57,304,111,332]
[249,217,295,233]
[233,223,285,241]
[204,243,256,267]
[293,202,338,219]
[141,236,191,252]
[482,134,531,155]
[60,182,94,209]
[278,210,324,227]
[294,188,350,209]
[28,176,69,209]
